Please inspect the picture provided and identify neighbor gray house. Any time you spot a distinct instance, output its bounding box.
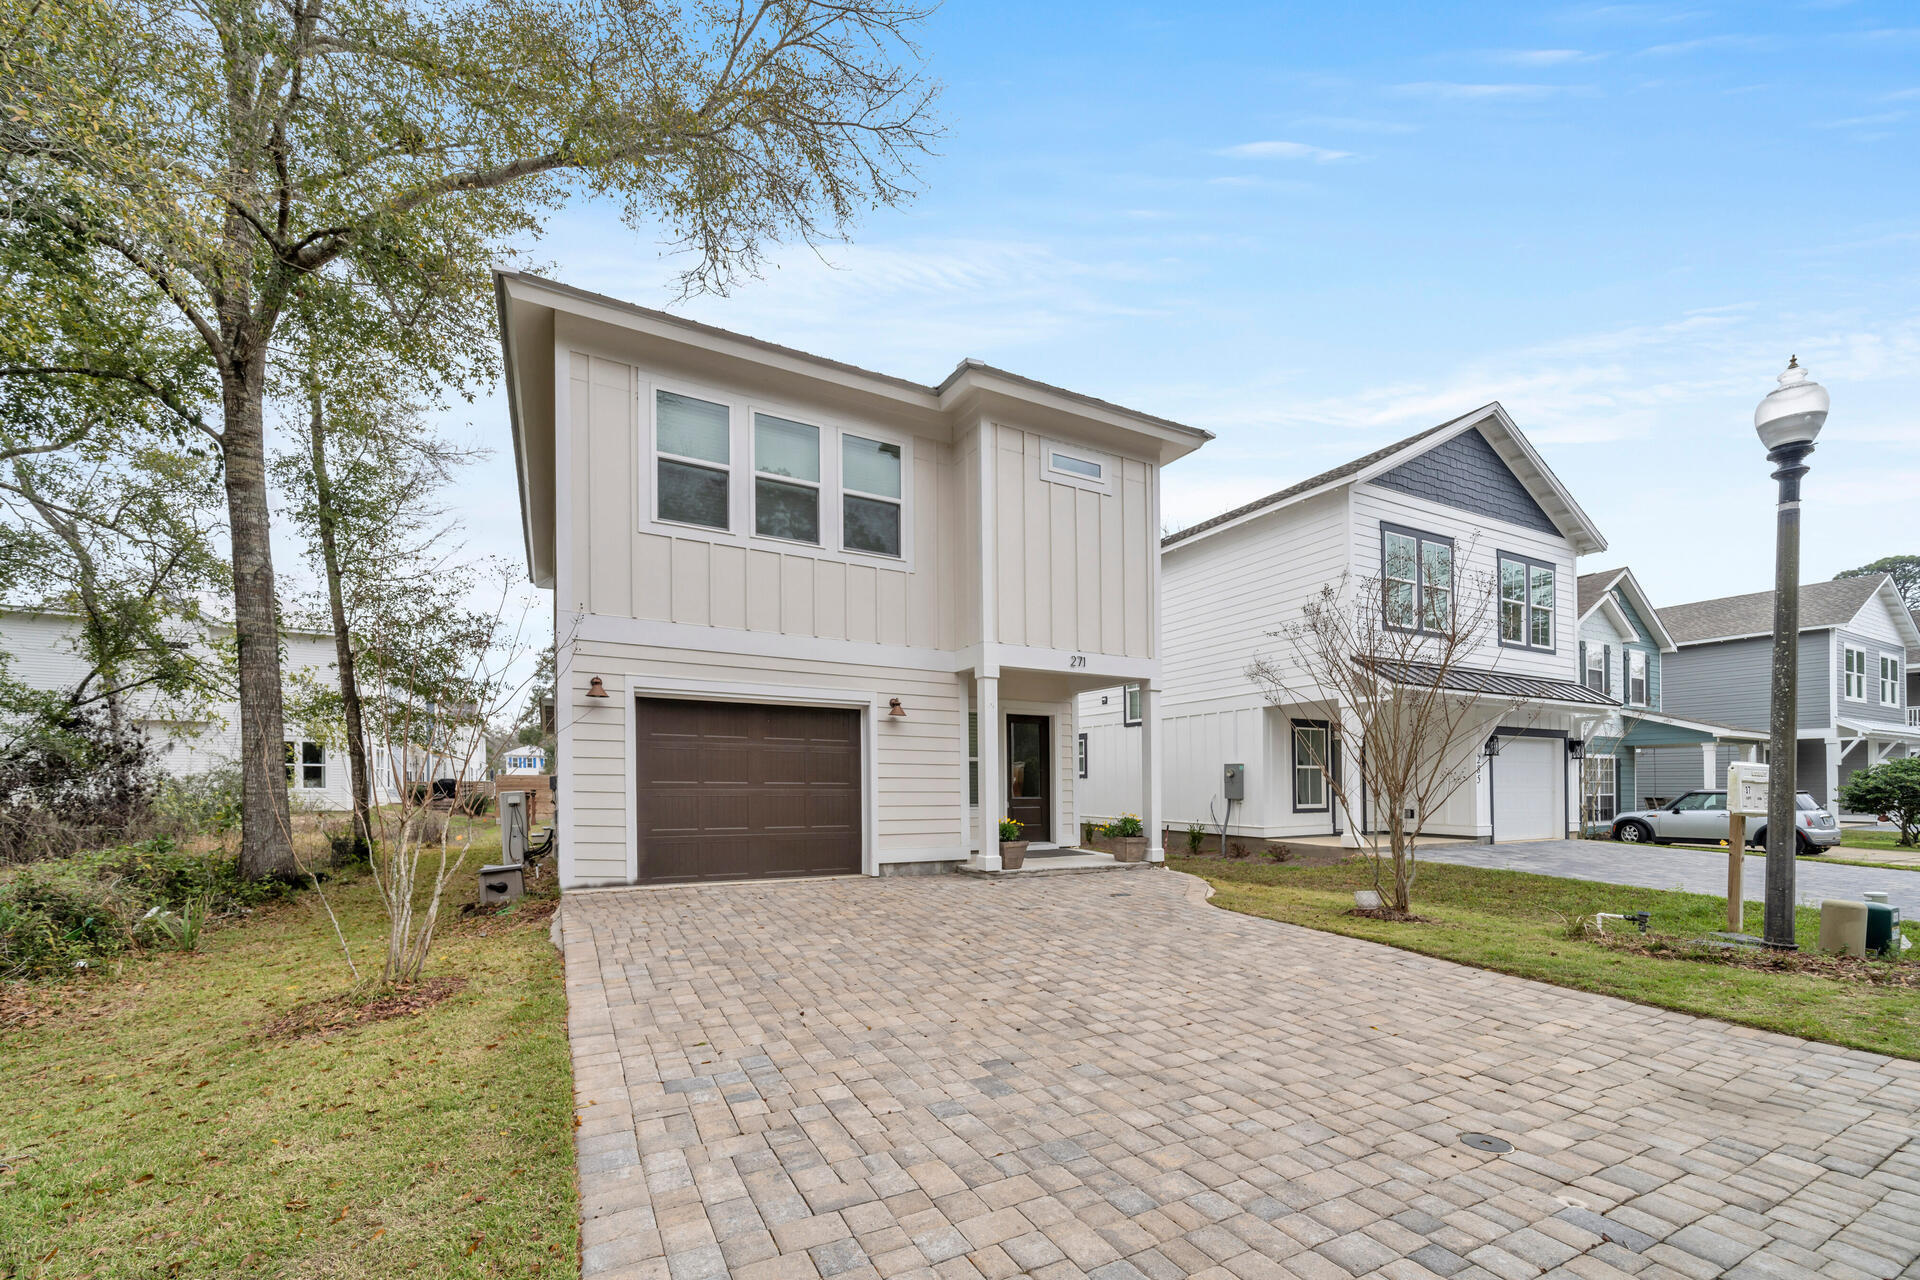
[1646,575,1920,811]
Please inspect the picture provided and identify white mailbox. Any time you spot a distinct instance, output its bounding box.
[1728,761,1769,816]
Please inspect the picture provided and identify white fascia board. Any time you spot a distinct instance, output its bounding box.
[1159,474,1355,555]
[1614,568,1679,653]
[1854,579,1920,650]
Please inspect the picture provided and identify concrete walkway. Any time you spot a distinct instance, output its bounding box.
[561,871,1920,1280]
[1418,838,1920,915]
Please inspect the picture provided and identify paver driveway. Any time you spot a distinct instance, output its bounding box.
[561,871,1920,1280]
[1417,840,1920,915]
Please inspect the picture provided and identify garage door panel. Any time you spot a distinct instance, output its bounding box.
[636,697,862,883]
[1493,736,1560,843]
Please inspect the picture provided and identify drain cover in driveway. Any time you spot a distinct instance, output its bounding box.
[1460,1133,1513,1153]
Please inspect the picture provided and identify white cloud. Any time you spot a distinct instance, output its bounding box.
[1392,81,1569,100]
[1215,139,1356,163]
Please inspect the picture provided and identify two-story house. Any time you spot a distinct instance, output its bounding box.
[1652,575,1920,811]
[1077,403,1612,848]
[496,272,1210,887]
[1570,568,1771,824]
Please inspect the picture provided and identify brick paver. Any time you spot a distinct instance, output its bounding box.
[562,871,1920,1280]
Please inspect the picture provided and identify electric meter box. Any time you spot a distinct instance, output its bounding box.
[1223,763,1245,801]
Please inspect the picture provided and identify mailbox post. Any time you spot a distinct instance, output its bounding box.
[1726,762,1768,934]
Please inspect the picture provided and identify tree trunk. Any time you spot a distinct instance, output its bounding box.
[307,391,373,855]
[1389,810,1412,914]
[223,357,297,880]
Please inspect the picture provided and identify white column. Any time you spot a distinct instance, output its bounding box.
[1702,742,1718,791]
[1824,738,1839,810]
[1142,683,1164,863]
[973,674,1002,871]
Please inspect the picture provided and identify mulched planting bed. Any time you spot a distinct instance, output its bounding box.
[1595,933,1920,987]
[258,975,467,1040]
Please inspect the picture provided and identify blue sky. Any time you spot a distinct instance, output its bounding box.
[444,1,1920,610]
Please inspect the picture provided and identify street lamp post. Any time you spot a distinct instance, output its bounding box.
[1754,357,1829,950]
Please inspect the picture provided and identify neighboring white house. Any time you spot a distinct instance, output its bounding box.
[0,607,361,810]
[0,608,489,810]
[501,744,548,774]
[1078,403,1613,847]
[496,270,1210,887]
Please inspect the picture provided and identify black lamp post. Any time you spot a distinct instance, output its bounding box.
[1754,357,1829,950]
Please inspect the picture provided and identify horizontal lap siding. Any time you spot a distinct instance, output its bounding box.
[1663,634,1829,732]
[559,640,966,884]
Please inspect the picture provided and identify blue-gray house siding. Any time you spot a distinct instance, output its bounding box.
[1372,427,1559,536]
[1833,627,1909,727]
[1661,631,1830,732]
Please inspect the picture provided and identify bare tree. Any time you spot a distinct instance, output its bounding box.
[1247,544,1538,916]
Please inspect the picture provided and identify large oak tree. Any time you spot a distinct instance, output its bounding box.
[0,0,938,876]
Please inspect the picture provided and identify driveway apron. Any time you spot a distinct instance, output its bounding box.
[561,871,1920,1280]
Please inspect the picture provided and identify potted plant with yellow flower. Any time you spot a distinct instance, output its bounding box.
[1104,813,1147,863]
[998,816,1028,870]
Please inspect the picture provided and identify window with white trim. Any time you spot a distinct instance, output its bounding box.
[1042,440,1114,492]
[1123,685,1142,726]
[968,711,979,806]
[1584,644,1605,691]
[1881,654,1901,705]
[1292,721,1331,812]
[1583,754,1617,824]
[1077,732,1088,779]
[1499,554,1555,650]
[1844,645,1867,701]
[753,412,821,544]
[841,433,903,557]
[285,740,326,790]
[655,390,731,530]
[1628,649,1649,707]
[1381,526,1453,634]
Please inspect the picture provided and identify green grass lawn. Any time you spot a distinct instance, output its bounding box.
[0,829,577,1279]
[1178,855,1920,1060]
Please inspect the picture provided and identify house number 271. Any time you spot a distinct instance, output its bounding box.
[1068,654,1086,668]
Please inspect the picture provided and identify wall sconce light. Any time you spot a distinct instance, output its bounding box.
[586,677,609,699]
[887,698,907,718]
[1483,736,1502,759]
[1567,738,1586,760]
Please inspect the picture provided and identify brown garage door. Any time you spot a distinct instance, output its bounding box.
[635,698,862,883]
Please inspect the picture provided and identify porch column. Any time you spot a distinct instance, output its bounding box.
[1824,739,1839,810]
[973,673,1002,871]
[1142,682,1164,863]
[1702,742,1718,792]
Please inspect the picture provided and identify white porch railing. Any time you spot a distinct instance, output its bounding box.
[1909,707,1920,728]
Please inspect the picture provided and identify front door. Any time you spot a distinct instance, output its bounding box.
[1006,714,1051,842]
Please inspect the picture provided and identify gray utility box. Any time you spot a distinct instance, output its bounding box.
[500,790,530,865]
[1223,763,1246,802]
[477,863,525,906]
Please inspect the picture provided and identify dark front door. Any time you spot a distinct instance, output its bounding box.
[1006,714,1050,842]
[636,698,862,883]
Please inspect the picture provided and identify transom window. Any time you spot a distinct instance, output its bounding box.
[1629,650,1649,706]
[1499,554,1555,651]
[1051,451,1100,479]
[1880,655,1901,705]
[655,390,731,530]
[1844,646,1867,701]
[1381,526,1453,634]
[1042,440,1113,492]
[285,740,326,790]
[753,412,821,544]
[1292,721,1332,812]
[842,433,903,557]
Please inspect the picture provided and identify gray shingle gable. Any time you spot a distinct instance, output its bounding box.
[1659,576,1886,645]
[1370,426,1560,536]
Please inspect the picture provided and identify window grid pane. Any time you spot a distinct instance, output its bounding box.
[657,391,730,464]
[754,414,820,481]
[843,434,902,498]
[659,458,730,529]
[1051,452,1102,479]
[755,476,820,543]
[843,493,901,557]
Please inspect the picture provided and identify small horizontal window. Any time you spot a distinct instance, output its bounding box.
[1050,452,1101,480]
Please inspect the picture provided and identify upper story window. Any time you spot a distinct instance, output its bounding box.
[1381,526,1453,634]
[1880,654,1901,705]
[1844,645,1867,701]
[1584,644,1605,691]
[1123,684,1142,726]
[842,434,903,557]
[753,413,822,544]
[1041,439,1115,493]
[655,391,731,530]
[1628,649,1649,706]
[1498,554,1555,651]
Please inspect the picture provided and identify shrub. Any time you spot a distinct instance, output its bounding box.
[1838,758,1920,847]
[1185,822,1205,855]
[1102,813,1143,839]
[0,869,138,976]
[1263,844,1294,864]
[0,708,159,863]
[1228,841,1250,859]
[454,789,492,817]
[327,828,374,868]
[150,765,243,839]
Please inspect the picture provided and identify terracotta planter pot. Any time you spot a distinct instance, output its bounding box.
[999,840,1028,870]
[1109,836,1148,863]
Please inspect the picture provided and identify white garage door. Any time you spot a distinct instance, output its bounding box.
[1493,736,1561,842]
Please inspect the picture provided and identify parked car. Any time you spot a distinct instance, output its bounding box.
[1611,789,1841,854]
